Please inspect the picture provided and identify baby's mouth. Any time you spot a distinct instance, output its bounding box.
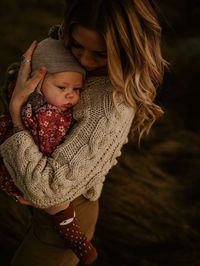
[62,103,73,109]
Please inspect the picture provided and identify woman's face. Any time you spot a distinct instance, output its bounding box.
[69,25,107,74]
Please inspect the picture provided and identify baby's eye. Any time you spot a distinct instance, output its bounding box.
[58,86,65,90]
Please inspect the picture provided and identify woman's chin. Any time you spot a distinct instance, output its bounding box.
[86,66,108,77]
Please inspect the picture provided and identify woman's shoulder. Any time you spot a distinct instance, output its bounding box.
[74,75,135,122]
[84,76,135,110]
[84,76,112,94]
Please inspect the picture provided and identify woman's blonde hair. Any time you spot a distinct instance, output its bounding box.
[63,0,167,140]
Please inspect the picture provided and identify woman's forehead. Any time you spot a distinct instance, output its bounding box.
[71,24,106,52]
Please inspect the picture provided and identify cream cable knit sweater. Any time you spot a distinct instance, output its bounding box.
[0,76,135,208]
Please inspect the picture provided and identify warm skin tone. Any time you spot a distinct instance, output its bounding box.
[40,72,82,213]
[41,71,82,111]
[9,40,46,130]
[70,25,107,74]
[9,25,108,207]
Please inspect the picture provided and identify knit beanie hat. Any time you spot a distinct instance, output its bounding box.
[31,38,85,77]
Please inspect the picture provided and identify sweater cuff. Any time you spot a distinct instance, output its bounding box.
[0,130,32,153]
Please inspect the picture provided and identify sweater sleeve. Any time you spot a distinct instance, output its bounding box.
[0,77,135,208]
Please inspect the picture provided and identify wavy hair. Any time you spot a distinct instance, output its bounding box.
[62,0,167,140]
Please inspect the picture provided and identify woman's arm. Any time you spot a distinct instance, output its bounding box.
[9,41,46,130]
[0,77,135,209]
[0,41,134,209]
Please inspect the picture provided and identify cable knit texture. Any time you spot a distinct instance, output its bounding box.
[0,76,135,208]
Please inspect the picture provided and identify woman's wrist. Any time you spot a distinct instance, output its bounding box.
[11,114,23,128]
[13,125,24,134]
[9,98,22,114]
[12,112,24,133]
[9,101,22,122]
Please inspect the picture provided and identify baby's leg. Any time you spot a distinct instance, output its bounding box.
[44,202,70,215]
[11,196,99,266]
[45,202,97,265]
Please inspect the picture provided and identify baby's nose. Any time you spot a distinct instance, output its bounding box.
[65,91,74,98]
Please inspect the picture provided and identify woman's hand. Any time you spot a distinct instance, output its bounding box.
[9,40,46,126]
[15,195,33,206]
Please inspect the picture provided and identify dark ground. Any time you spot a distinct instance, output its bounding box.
[0,1,200,265]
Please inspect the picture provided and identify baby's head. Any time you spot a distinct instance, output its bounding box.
[31,38,85,111]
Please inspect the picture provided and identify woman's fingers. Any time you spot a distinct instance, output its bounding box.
[19,40,38,80]
[16,196,33,206]
[17,66,46,102]
[24,40,37,58]
[9,41,46,124]
[26,66,46,93]
[10,65,46,114]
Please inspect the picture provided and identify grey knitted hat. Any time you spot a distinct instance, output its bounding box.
[31,38,85,77]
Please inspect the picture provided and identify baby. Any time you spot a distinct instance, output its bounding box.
[0,38,97,265]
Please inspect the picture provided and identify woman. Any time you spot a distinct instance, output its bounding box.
[0,0,166,265]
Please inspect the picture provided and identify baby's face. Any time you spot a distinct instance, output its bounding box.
[41,71,83,111]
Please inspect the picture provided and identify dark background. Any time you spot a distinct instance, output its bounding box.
[0,1,200,265]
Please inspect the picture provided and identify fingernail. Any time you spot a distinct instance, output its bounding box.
[39,66,46,74]
[33,40,37,45]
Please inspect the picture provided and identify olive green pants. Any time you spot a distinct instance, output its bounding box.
[11,196,99,266]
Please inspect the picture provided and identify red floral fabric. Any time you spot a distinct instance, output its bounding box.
[22,102,73,156]
[0,95,73,197]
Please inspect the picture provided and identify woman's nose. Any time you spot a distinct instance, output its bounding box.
[79,51,95,68]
